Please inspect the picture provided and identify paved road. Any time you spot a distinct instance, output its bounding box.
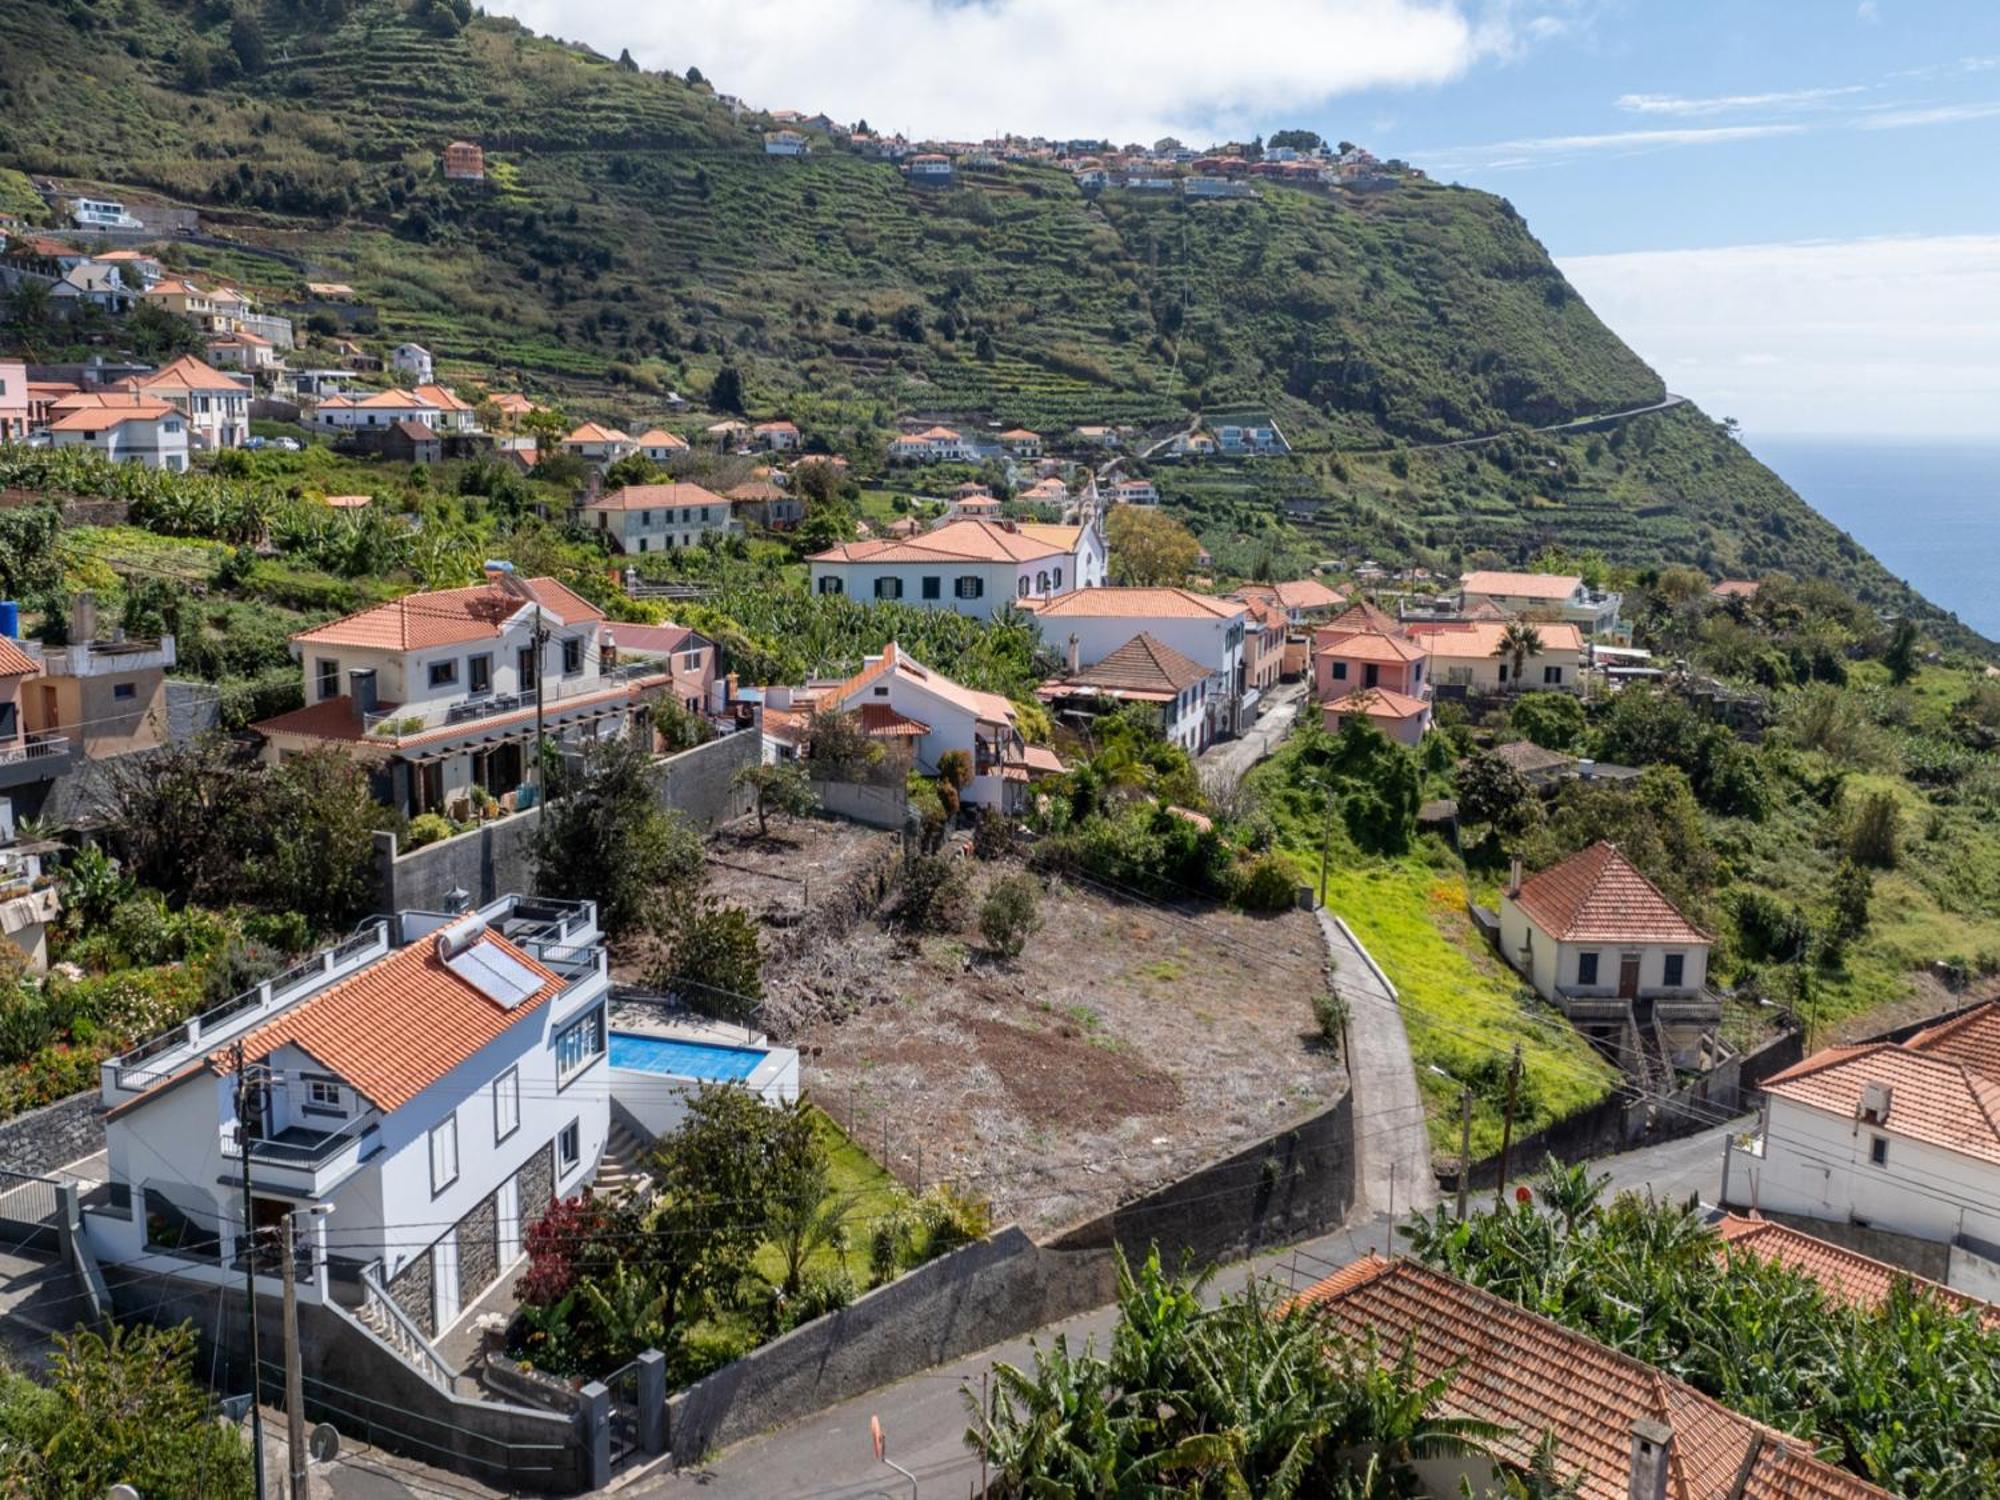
[620,1116,1734,1498]
[1317,910,1438,1219]
[1198,679,1307,791]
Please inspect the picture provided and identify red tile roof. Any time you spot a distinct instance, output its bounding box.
[826,641,1016,726]
[1238,578,1345,613]
[291,577,602,651]
[565,421,632,445]
[604,622,702,658]
[1406,619,1586,659]
[855,703,930,736]
[224,929,564,1113]
[1044,632,1212,699]
[0,638,38,678]
[1315,600,1401,639]
[635,428,688,450]
[1716,1213,2000,1328]
[1325,686,1430,721]
[1761,1043,2000,1165]
[1319,629,1427,665]
[1022,586,1243,621]
[46,398,175,432]
[811,519,1070,566]
[1461,569,1583,601]
[1292,1254,1890,1500]
[583,482,729,514]
[1507,841,1710,946]
[134,354,242,394]
[1905,1000,2000,1081]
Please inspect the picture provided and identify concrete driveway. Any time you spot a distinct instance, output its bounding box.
[1200,679,1307,791]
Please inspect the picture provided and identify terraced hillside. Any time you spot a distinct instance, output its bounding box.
[0,0,1981,642]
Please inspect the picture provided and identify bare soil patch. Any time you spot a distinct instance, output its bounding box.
[783,860,1344,1232]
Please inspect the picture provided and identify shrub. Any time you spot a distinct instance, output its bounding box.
[1846,790,1900,868]
[655,902,764,1021]
[1232,853,1298,914]
[978,873,1042,958]
[936,749,973,790]
[971,807,1012,860]
[915,1182,992,1252]
[791,1265,857,1322]
[405,812,454,849]
[896,854,969,932]
[1732,889,1812,964]
[1509,692,1586,751]
[868,1203,919,1286]
[1311,992,1350,1050]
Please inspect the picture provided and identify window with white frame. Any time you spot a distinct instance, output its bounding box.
[955,576,984,599]
[428,659,458,690]
[304,1078,342,1112]
[555,1006,606,1085]
[557,1119,581,1177]
[493,1066,520,1143]
[429,1114,459,1195]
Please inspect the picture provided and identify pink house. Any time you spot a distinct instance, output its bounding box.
[1322,687,1432,747]
[1311,600,1433,746]
[0,361,27,442]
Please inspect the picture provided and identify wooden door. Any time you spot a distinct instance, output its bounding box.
[1618,953,1641,999]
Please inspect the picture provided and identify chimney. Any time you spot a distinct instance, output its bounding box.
[1066,633,1081,675]
[1628,1418,1673,1500]
[1509,856,1523,892]
[767,684,793,711]
[69,591,97,646]
[601,629,617,670]
[348,667,378,720]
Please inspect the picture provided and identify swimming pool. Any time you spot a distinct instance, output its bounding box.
[608,1031,766,1082]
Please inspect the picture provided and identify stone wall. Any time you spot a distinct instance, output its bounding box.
[373,731,759,911]
[808,777,909,831]
[459,1191,500,1309]
[0,1090,104,1176]
[105,1268,589,1493]
[390,1246,436,1336]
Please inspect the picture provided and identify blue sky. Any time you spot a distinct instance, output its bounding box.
[487,0,2000,438]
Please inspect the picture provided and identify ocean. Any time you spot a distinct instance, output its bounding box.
[1748,437,2000,642]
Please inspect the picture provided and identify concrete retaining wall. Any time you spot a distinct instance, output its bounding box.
[808,778,908,830]
[106,1269,589,1493]
[0,1090,103,1177]
[374,732,759,911]
[664,1087,1356,1463]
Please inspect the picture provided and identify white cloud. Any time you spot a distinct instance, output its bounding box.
[1558,236,2000,438]
[1857,0,1880,21]
[1426,121,1805,171]
[1615,85,1867,117]
[1858,100,2000,129]
[480,0,1497,142]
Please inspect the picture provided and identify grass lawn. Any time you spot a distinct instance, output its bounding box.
[1319,857,1621,1160]
[748,1105,912,1290]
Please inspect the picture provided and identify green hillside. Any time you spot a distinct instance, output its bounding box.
[0,0,1982,644]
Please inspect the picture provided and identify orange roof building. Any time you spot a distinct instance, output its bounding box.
[808,520,1088,620]
[1292,1254,1890,1500]
[1716,1213,2000,1328]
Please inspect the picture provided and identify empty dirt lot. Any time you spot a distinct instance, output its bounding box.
[780,853,1343,1232]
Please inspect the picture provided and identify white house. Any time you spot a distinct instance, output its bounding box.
[1499,841,1717,1067]
[252,566,661,818]
[1110,478,1158,505]
[1020,586,1247,742]
[636,428,689,463]
[907,153,954,182]
[579,482,736,554]
[1036,632,1213,752]
[562,421,638,465]
[310,389,441,432]
[1728,1002,2000,1300]
[87,897,614,1342]
[1459,570,1624,638]
[46,396,188,471]
[392,343,435,384]
[818,642,1049,811]
[753,419,800,451]
[887,426,974,463]
[413,383,479,434]
[999,428,1043,458]
[1406,619,1587,695]
[71,197,142,230]
[808,519,1091,619]
[127,355,249,450]
[764,130,810,156]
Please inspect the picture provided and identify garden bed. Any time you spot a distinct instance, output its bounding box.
[777,862,1344,1233]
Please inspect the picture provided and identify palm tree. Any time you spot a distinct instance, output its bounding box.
[1494,621,1544,689]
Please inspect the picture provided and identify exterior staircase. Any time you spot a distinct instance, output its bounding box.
[594,1120,653,1203]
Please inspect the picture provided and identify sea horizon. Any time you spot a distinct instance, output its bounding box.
[1746,433,2000,642]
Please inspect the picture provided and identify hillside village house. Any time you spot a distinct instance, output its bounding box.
[0,360,26,441]
[125,354,248,450]
[15,592,179,766]
[602,623,718,715]
[205,330,278,374]
[392,343,434,384]
[1238,595,1286,702]
[1406,618,1586,695]
[413,383,478,434]
[1727,999,2000,1299]
[1310,601,1432,746]
[579,482,735,554]
[309,388,444,433]
[999,428,1043,458]
[0,788,59,973]
[251,568,665,818]
[1460,570,1623,637]
[1499,841,1718,1068]
[636,427,689,463]
[808,518,1097,619]
[764,129,809,156]
[1021,587,1248,745]
[1109,478,1158,505]
[562,421,638,465]
[888,425,974,463]
[46,394,188,471]
[1037,633,1214,752]
[1293,1254,1890,1500]
[725,478,803,529]
[753,419,800,451]
[443,139,486,180]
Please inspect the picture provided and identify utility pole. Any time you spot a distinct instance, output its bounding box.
[282,1213,307,1500]
[1317,781,1337,901]
[1456,1088,1473,1222]
[531,599,549,801]
[234,1040,267,1500]
[1493,1044,1523,1212]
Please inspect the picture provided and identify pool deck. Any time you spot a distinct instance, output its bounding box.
[609,996,770,1049]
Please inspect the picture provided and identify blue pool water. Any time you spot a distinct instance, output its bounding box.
[608,1032,765,1081]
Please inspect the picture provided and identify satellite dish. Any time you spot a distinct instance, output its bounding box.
[309,1423,341,1464]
